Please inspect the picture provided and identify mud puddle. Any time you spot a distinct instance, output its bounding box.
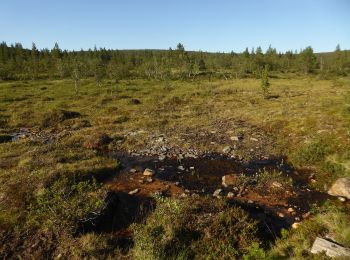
[89,152,333,243]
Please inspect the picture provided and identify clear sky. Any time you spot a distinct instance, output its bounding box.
[1,0,349,53]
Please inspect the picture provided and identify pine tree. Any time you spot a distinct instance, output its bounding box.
[261,65,270,99]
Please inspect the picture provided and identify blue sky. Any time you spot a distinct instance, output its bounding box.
[1,0,349,53]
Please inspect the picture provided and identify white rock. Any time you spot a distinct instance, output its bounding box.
[250,137,259,142]
[338,197,346,202]
[178,165,185,171]
[311,237,350,257]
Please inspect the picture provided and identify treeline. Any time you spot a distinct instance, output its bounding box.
[0,42,349,82]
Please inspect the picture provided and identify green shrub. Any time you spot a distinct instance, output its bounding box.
[27,176,107,233]
[294,139,331,166]
[41,109,81,127]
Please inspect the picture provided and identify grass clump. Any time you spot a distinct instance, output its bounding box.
[269,203,350,259]
[132,196,261,259]
[293,139,332,166]
[26,176,107,233]
[41,109,81,127]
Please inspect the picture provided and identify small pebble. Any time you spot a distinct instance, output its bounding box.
[227,192,235,199]
[143,168,154,176]
[292,222,300,229]
[338,197,346,202]
[128,189,140,195]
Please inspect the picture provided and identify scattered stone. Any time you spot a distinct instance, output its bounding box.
[213,189,223,197]
[338,197,346,202]
[180,193,188,198]
[128,189,140,195]
[248,200,253,204]
[178,165,185,171]
[250,137,259,142]
[227,192,235,199]
[287,207,295,213]
[292,222,300,229]
[278,212,285,218]
[130,168,137,173]
[158,155,166,161]
[143,168,154,177]
[189,166,195,170]
[175,182,180,186]
[222,146,231,153]
[230,136,239,141]
[295,217,300,221]
[328,177,350,199]
[222,174,237,187]
[311,179,316,183]
[153,191,164,197]
[311,237,350,258]
[138,180,144,184]
[271,181,283,189]
[145,177,153,183]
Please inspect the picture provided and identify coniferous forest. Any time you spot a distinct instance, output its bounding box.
[1,42,349,81]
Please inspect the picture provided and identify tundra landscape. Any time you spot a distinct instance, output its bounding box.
[1,1,350,259]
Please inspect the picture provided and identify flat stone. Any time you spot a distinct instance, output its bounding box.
[250,137,259,142]
[128,189,140,195]
[178,165,185,171]
[311,237,350,257]
[328,177,350,199]
[213,189,223,197]
[230,136,239,141]
[143,168,154,177]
